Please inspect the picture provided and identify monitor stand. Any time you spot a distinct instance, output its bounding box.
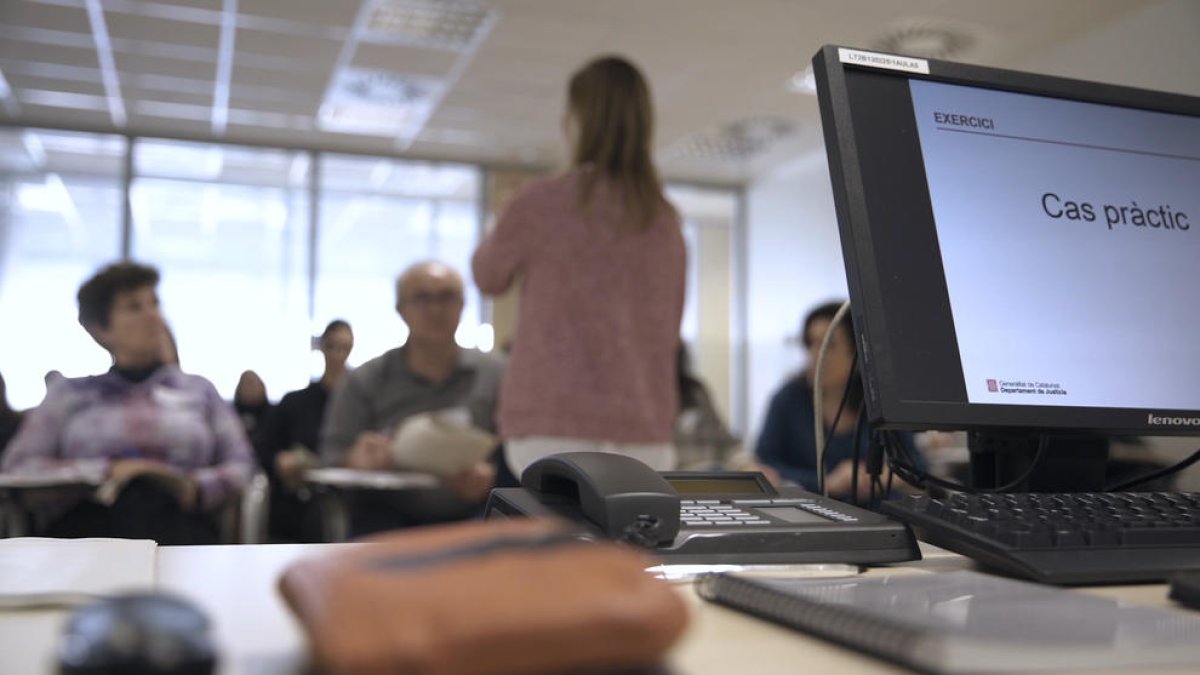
[967,432,1109,493]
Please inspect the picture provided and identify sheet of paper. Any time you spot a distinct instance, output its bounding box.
[0,538,158,675]
[0,537,157,598]
[389,408,498,477]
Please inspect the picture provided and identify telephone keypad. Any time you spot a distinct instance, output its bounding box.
[681,501,772,527]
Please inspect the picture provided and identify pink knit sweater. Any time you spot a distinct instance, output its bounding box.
[472,169,686,442]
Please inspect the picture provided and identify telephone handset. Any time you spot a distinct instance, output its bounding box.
[516,452,680,546]
[484,451,920,565]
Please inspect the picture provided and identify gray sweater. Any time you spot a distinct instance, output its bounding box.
[320,345,505,466]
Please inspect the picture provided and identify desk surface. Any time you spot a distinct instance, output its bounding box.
[157,543,1190,675]
[2,541,1195,675]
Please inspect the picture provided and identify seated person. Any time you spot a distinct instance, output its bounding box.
[755,302,923,501]
[1,262,255,544]
[233,369,271,436]
[254,319,354,542]
[320,261,503,537]
[674,344,755,472]
[0,371,22,460]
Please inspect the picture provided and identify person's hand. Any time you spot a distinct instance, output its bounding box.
[443,461,496,503]
[824,459,890,501]
[345,432,393,471]
[275,446,318,488]
[107,459,199,510]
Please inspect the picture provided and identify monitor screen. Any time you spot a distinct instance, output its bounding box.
[813,46,1200,437]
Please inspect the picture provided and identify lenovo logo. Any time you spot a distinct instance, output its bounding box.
[1147,413,1200,426]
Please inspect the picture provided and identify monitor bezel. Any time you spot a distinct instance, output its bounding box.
[813,44,1200,436]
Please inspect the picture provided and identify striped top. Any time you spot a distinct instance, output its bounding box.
[2,365,254,516]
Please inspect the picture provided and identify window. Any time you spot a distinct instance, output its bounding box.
[316,155,482,365]
[0,129,125,409]
[131,139,311,400]
[0,125,743,431]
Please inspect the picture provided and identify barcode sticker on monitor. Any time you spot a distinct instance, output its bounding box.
[838,48,929,74]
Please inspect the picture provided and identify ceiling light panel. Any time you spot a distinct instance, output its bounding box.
[871,19,981,60]
[665,117,798,163]
[349,42,458,76]
[364,0,496,51]
[319,67,443,136]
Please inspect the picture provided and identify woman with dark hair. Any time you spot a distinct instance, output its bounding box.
[254,319,353,541]
[755,301,921,498]
[1,261,254,544]
[233,369,271,435]
[473,55,686,476]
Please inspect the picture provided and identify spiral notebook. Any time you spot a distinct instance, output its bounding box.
[696,570,1200,673]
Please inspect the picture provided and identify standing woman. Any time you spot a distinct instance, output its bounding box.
[473,55,686,477]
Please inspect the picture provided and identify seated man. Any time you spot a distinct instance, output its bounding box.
[320,261,504,536]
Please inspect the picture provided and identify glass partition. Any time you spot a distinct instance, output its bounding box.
[0,129,125,410]
[315,155,482,366]
[131,138,311,400]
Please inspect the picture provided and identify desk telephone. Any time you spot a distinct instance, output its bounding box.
[484,452,919,565]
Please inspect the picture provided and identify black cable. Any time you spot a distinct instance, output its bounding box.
[884,431,1051,495]
[1106,446,1200,492]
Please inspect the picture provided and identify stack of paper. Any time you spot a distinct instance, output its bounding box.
[0,538,158,674]
[389,408,498,478]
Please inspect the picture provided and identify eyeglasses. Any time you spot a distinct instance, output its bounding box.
[404,290,464,307]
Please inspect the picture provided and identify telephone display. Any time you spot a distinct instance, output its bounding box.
[667,476,768,495]
[484,452,920,565]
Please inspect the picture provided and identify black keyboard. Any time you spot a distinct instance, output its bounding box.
[880,492,1200,584]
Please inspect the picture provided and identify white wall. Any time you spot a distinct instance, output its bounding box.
[742,147,846,445]
[1007,0,1200,97]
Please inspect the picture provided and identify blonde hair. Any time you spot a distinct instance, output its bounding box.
[568,55,667,230]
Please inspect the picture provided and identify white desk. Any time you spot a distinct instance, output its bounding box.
[157,543,1191,675]
[3,541,1194,675]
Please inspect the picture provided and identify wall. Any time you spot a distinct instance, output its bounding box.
[742,147,847,445]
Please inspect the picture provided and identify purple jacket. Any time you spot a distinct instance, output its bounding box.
[2,365,254,514]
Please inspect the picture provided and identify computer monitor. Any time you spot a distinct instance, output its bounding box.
[811,45,1200,491]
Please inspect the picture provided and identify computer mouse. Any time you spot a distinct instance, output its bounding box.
[58,591,217,675]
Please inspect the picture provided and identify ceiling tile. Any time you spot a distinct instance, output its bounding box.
[229,63,325,91]
[113,51,216,81]
[234,27,343,67]
[106,13,220,48]
[6,73,106,98]
[0,0,92,34]
[239,0,360,29]
[125,85,213,108]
